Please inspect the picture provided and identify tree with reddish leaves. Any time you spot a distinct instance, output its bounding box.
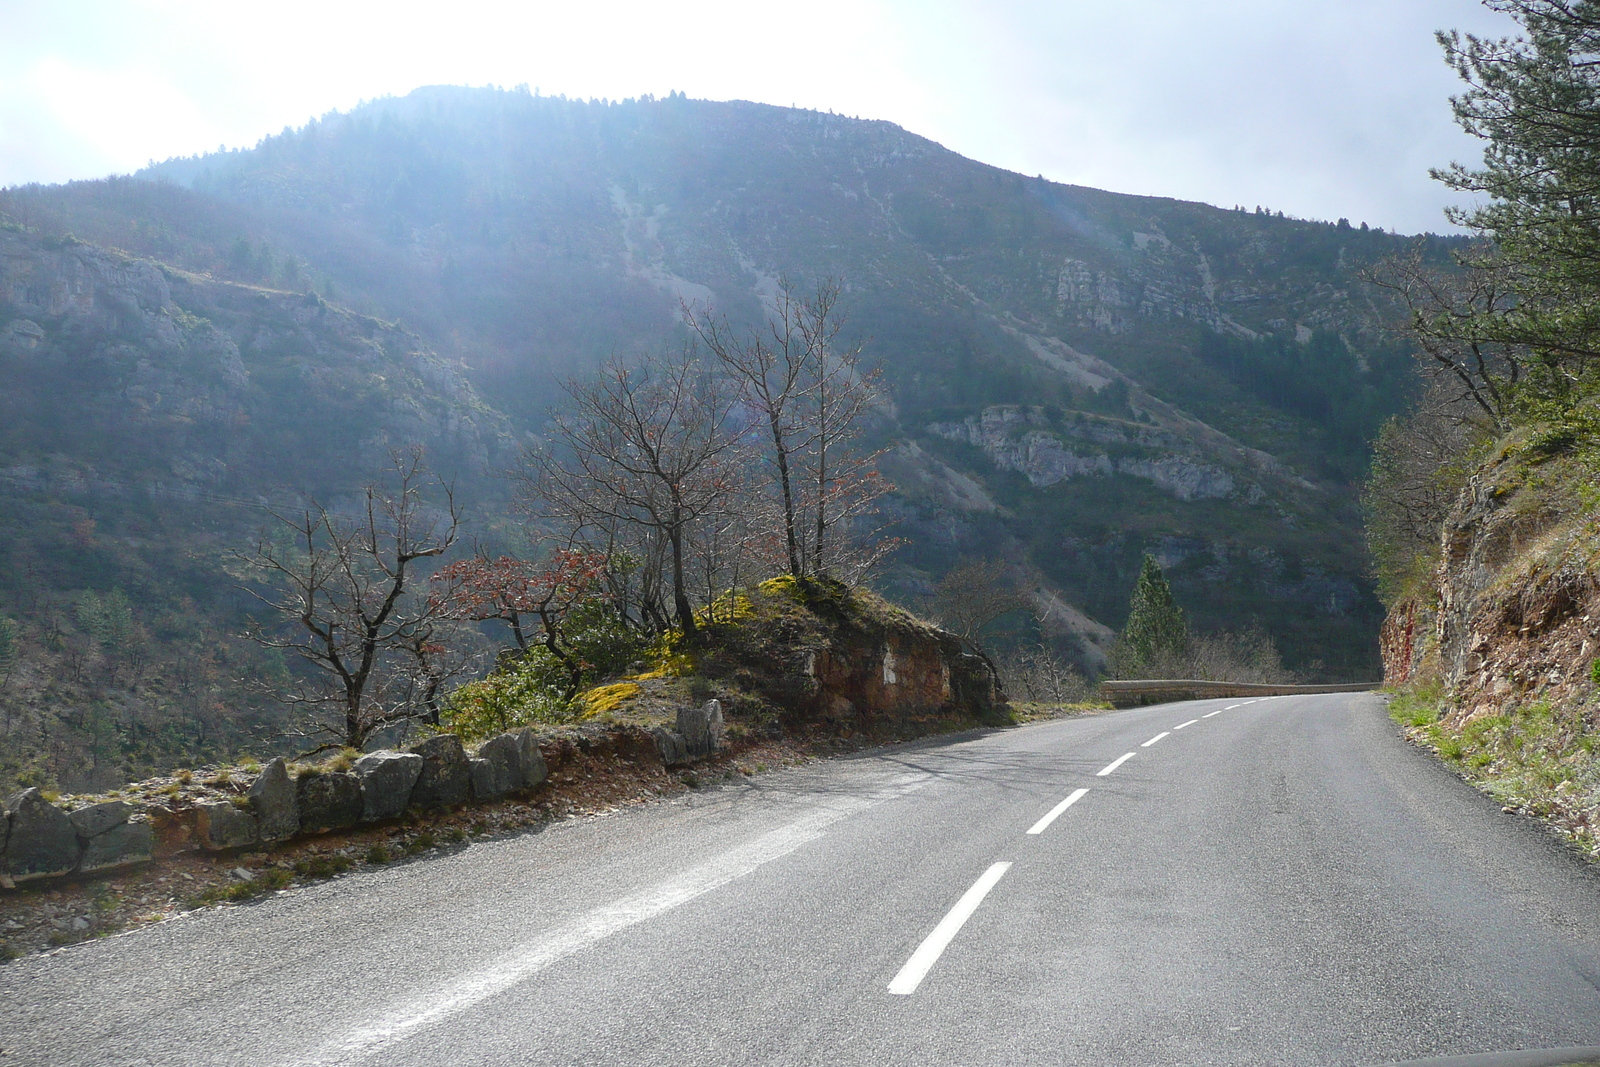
[431,549,607,701]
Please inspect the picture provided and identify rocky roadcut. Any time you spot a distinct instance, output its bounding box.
[1381,442,1600,860]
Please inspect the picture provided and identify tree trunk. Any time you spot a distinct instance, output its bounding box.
[670,523,697,638]
[771,411,801,575]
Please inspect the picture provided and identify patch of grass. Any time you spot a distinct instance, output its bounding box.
[1412,695,1600,858]
[442,827,467,844]
[364,844,392,864]
[0,940,22,962]
[293,854,353,880]
[680,772,701,789]
[406,830,437,854]
[175,769,193,786]
[1388,681,1444,728]
[320,748,359,774]
[230,869,292,901]
[211,768,233,786]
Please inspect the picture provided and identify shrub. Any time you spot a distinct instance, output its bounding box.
[441,653,573,742]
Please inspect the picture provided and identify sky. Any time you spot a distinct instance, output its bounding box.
[0,0,1519,235]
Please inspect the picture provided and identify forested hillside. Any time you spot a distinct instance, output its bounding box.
[0,222,511,790]
[0,89,1449,789]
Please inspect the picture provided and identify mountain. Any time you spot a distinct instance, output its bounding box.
[0,87,1456,775]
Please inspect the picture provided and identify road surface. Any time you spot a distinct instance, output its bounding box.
[5,693,1600,1066]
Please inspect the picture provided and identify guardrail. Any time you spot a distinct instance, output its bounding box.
[1098,679,1380,708]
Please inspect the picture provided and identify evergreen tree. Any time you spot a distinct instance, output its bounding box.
[0,615,17,686]
[1111,555,1189,678]
[1432,3,1600,393]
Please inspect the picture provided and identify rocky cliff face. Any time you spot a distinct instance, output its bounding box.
[926,404,1260,502]
[695,578,1006,737]
[1381,445,1599,729]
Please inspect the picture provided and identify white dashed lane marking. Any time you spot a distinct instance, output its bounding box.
[1096,753,1135,776]
[1141,731,1170,748]
[888,862,1013,995]
[1026,788,1089,836]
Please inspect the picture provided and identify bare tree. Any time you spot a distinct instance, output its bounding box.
[996,641,1090,704]
[930,558,1031,657]
[686,285,810,576]
[1366,245,1527,431]
[794,281,889,576]
[525,351,742,639]
[687,278,893,581]
[1363,379,1488,601]
[238,448,462,752]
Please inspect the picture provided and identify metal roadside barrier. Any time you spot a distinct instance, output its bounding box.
[1098,679,1381,708]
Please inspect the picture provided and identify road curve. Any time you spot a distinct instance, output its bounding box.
[4,693,1599,1066]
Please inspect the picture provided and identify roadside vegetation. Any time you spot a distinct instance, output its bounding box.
[1366,0,1600,859]
[1389,685,1600,860]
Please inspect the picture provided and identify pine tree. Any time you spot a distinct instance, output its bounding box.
[0,615,17,686]
[1111,555,1189,678]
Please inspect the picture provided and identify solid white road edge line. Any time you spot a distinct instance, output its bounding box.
[888,862,1013,995]
[1141,731,1170,747]
[1026,788,1090,835]
[291,772,932,1066]
[1096,753,1135,776]
[1173,719,1199,730]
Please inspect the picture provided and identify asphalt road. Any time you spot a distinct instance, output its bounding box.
[5,693,1600,1066]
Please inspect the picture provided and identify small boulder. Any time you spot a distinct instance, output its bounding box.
[472,734,520,800]
[353,751,422,821]
[652,727,689,767]
[3,789,81,882]
[406,734,472,809]
[296,771,363,833]
[195,802,260,850]
[69,800,131,840]
[677,699,726,759]
[247,758,299,842]
[78,821,154,874]
[512,727,548,789]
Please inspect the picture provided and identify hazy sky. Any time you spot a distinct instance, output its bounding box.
[1,0,1517,234]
